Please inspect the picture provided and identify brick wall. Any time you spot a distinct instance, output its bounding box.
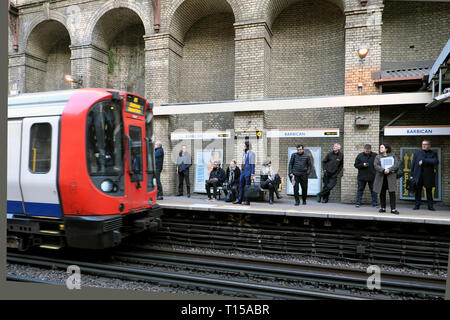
[179,13,235,102]
[269,0,345,98]
[382,0,450,65]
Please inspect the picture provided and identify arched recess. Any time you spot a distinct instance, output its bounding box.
[168,0,236,103]
[261,0,344,29]
[91,7,146,96]
[24,20,72,92]
[268,0,345,97]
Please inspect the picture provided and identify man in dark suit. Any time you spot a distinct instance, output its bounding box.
[354,144,377,207]
[176,145,192,198]
[154,141,164,200]
[233,141,255,205]
[411,140,439,211]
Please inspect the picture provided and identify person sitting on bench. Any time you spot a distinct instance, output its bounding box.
[260,160,276,205]
[205,161,225,201]
[223,160,241,202]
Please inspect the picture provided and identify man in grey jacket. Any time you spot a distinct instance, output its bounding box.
[176,145,192,197]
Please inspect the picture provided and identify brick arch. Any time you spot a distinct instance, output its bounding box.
[260,0,345,29]
[86,0,152,47]
[167,0,239,42]
[22,13,73,54]
[25,19,71,60]
[24,18,72,92]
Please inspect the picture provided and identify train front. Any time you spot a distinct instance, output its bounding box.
[59,89,162,249]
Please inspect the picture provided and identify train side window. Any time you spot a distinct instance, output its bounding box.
[29,123,52,173]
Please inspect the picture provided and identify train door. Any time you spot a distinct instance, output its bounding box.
[126,121,147,211]
[7,120,25,216]
[20,117,62,218]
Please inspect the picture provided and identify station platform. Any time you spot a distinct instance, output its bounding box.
[158,195,450,225]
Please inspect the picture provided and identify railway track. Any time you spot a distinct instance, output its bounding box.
[7,252,364,299]
[7,247,446,299]
[152,210,450,269]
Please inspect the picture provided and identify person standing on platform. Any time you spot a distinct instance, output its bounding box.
[411,140,439,211]
[154,141,164,200]
[233,141,255,205]
[373,144,399,215]
[289,144,311,206]
[354,144,378,208]
[205,161,225,201]
[317,143,343,203]
[176,145,192,198]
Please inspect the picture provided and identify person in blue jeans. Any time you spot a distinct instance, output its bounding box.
[354,144,378,208]
[233,141,255,205]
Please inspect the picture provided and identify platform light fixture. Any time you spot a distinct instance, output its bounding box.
[64,74,83,88]
[357,47,369,60]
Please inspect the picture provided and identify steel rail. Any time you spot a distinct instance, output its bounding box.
[7,253,365,300]
[113,248,445,298]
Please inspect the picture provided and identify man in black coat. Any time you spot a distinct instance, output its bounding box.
[411,140,439,211]
[354,144,377,207]
[205,161,226,201]
[223,160,241,202]
[317,143,343,203]
[289,144,311,206]
[176,145,192,197]
[154,141,164,200]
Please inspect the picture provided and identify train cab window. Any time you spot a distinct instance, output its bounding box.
[86,101,123,176]
[29,123,52,173]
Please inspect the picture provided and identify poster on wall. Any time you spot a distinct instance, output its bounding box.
[194,149,223,193]
[286,147,321,196]
[400,147,441,201]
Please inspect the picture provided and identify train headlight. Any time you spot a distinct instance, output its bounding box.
[100,179,114,193]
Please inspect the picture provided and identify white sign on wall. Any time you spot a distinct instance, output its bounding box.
[267,129,339,138]
[384,126,450,136]
[171,131,231,140]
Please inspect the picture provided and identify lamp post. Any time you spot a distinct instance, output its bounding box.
[357,47,369,95]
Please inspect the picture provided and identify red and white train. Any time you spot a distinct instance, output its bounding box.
[7,88,162,250]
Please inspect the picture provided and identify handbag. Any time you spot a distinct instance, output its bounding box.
[244,181,262,201]
[406,177,417,193]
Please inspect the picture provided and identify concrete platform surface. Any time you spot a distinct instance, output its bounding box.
[157,195,450,225]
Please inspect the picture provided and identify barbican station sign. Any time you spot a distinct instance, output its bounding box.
[266,128,340,138]
[384,126,450,136]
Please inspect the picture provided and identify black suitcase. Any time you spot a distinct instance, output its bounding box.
[244,182,262,201]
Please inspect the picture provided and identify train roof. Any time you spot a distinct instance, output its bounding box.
[8,90,78,119]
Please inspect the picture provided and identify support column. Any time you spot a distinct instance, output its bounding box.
[144,33,183,195]
[70,44,109,88]
[344,1,383,95]
[341,106,380,203]
[8,53,26,94]
[234,21,272,100]
[234,111,266,170]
